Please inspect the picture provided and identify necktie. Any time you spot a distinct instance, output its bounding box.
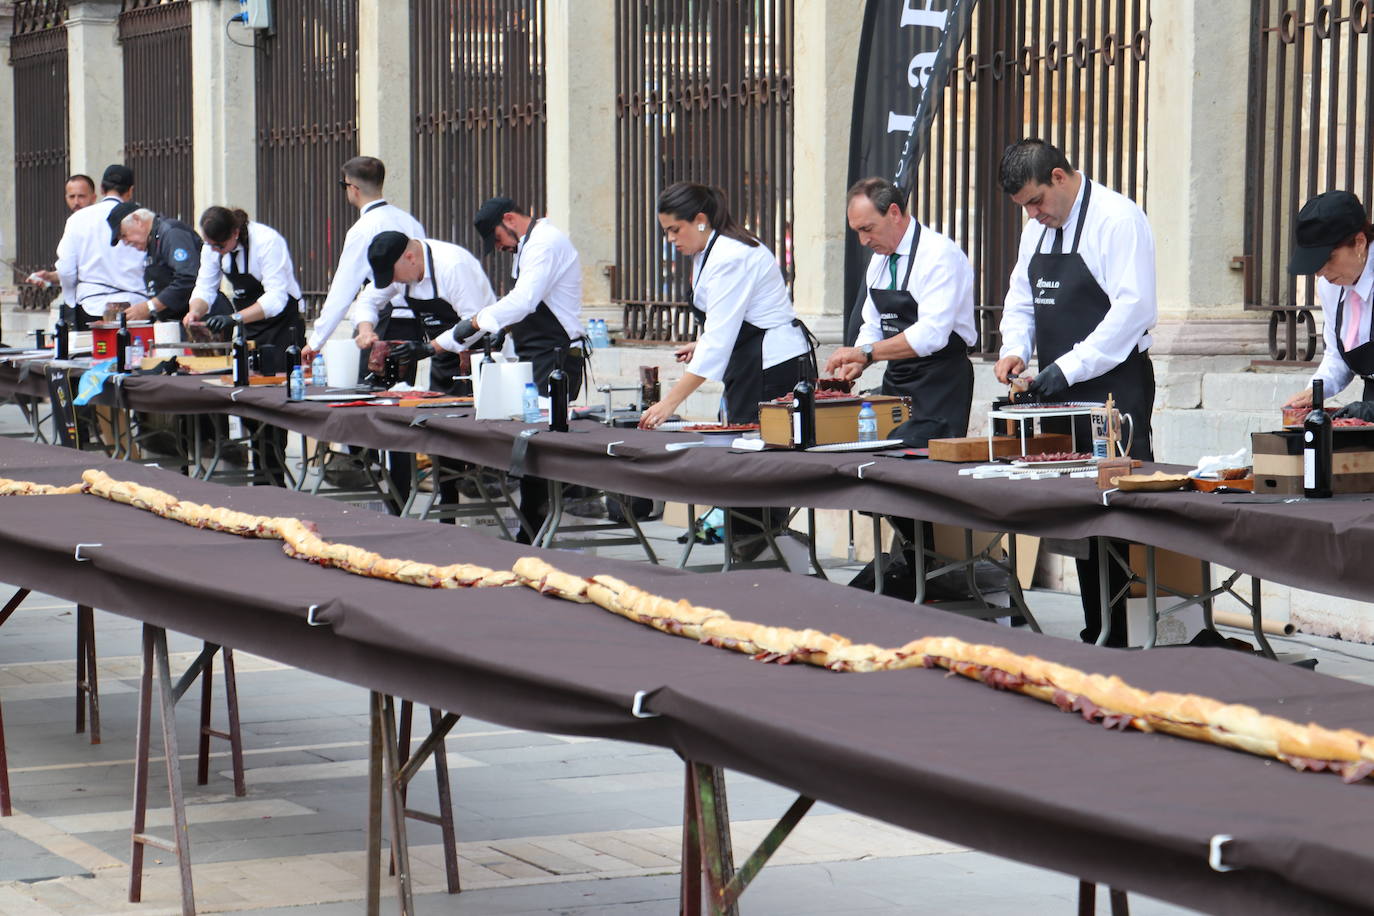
[1346,289,1365,352]
[887,253,900,290]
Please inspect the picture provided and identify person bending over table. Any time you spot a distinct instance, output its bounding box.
[824,176,976,445]
[1283,191,1374,421]
[994,138,1158,648]
[110,203,203,325]
[639,181,815,429]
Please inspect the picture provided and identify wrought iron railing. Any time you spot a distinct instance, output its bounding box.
[411,0,546,296]
[1242,0,1374,363]
[120,0,194,223]
[613,0,794,343]
[255,0,359,320]
[11,3,69,312]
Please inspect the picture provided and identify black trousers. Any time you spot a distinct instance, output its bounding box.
[1077,539,1131,648]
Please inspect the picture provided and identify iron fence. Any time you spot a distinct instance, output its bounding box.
[911,0,1151,357]
[412,0,546,295]
[614,0,794,343]
[10,2,69,313]
[256,0,359,319]
[119,0,194,223]
[1242,0,1373,363]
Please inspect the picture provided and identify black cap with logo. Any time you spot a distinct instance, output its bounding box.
[473,197,517,255]
[367,231,411,287]
[107,200,142,246]
[1289,191,1369,275]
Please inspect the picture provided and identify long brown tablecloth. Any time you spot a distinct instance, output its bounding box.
[1,436,1374,914]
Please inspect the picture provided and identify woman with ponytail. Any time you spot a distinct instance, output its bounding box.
[639,182,814,428]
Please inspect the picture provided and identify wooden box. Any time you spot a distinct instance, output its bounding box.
[758,395,908,447]
[928,433,1074,462]
[1252,429,1374,494]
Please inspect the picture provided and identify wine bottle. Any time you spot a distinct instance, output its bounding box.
[547,348,569,432]
[1304,379,1333,499]
[115,310,131,373]
[54,315,69,360]
[232,324,250,386]
[792,358,816,449]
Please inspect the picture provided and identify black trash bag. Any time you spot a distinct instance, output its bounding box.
[607,494,657,523]
[849,547,1012,602]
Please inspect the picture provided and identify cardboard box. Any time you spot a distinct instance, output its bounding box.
[1252,429,1374,494]
[758,395,909,447]
[1126,544,1205,598]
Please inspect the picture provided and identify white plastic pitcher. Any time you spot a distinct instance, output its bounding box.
[323,339,360,388]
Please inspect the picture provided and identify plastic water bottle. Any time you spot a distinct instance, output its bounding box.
[597,318,611,348]
[311,352,327,385]
[125,337,145,370]
[521,382,541,423]
[288,364,305,401]
[857,401,878,442]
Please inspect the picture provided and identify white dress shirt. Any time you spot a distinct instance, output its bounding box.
[1310,252,1374,396]
[55,196,147,318]
[999,174,1157,386]
[307,199,426,350]
[190,222,302,318]
[855,218,977,355]
[471,219,584,341]
[360,240,512,357]
[686,234,809,381]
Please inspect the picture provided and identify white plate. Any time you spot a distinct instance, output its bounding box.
[1010,457,1098,469]
[304,392,381,402]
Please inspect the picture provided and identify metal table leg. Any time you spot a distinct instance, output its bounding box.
[195,647,246,797]
[75,605,100,744]
[1095,537,1113,647]
[0,689,10,817]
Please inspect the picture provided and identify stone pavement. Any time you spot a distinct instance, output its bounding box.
[3,404,1374,914]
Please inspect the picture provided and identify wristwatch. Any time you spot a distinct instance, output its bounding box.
[859,343,875,366]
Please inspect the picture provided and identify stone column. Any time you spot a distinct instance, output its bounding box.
[790,0,861,344]
[1145,0,1264,353]
[544,0,616,309]
[64,0,124,176]
[357,0,412,211]
[0,10,17,267]
[190,0,256,217]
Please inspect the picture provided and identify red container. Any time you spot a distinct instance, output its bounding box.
[91,321,156,360]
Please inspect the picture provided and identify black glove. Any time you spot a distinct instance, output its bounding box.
[1027,363,1069,401]
[447,318,478,345]
[388,340,429,362]
[204,313,239,334]
[1335,400,1374,421]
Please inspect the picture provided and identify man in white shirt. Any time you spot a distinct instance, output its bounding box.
[302,156,425,362]
[52,164,145,329]
[436,197,586,397]
[25,175,96,290]
[996,138,1158,648]
[826,176,977,443]
[358,231,501,392]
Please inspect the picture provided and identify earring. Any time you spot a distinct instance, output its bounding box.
[697,223,706,232]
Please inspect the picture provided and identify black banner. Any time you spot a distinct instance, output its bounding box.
[844,0,979,344]
[46,366,77,448]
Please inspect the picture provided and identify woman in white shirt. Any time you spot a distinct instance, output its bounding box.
[1283,191,1374,417]
[640,182,813,428]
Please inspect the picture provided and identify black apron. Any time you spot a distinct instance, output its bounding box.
[870,224,974,443]
[688,233,816,424]
[224,230,305,376]
[399,243,466,394]
[1332,289,1374,401]
[1029,179,1154,460]
[506,218,585,399]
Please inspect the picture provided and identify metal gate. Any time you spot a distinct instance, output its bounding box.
[412,0,546,293]
[1242,0,1373,363]
[119,0,194,222]
[10,1,69,313]
[256,0,359,319]
[913,0,1151,356]
[613,0,794,343]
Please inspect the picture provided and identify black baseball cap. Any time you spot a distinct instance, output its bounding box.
[101,164,134,192]
[367,231,411,286]
[473,197,517,255]
[1289,191,1368,275]
[107,200,141,246]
